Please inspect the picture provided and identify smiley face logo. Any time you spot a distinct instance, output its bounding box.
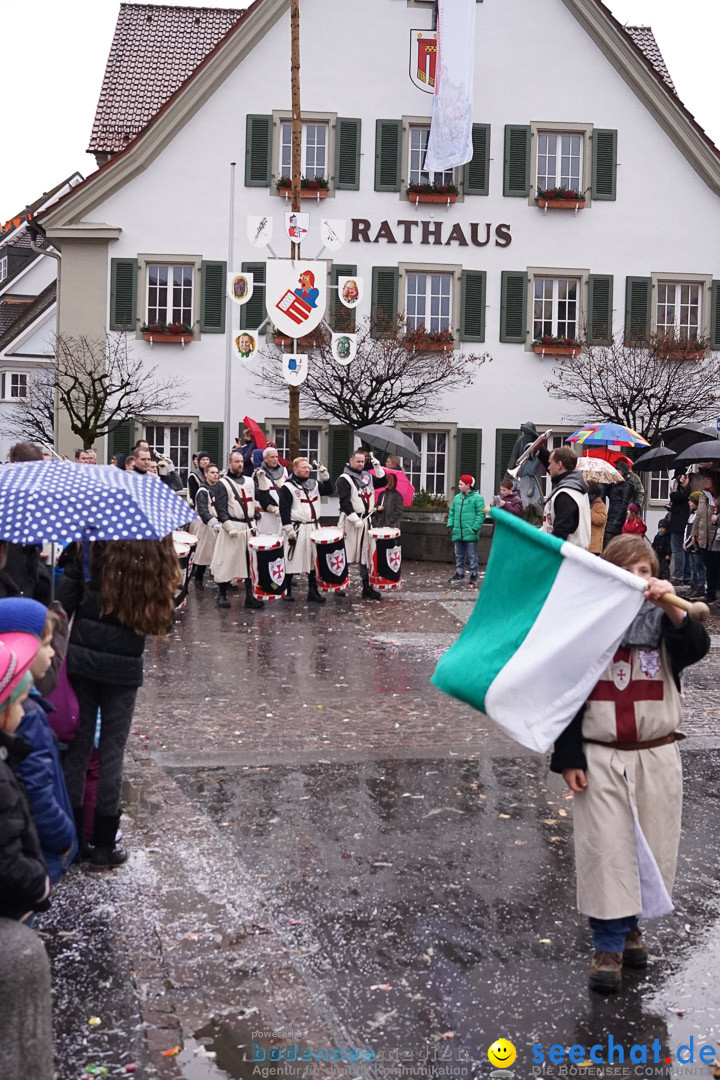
[488,1039,516,1069]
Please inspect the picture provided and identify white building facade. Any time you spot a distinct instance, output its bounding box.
[38,0,720,501]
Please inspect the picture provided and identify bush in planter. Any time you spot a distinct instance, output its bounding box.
[536,185,585,201]
[534,335,580,348]
[140,322,193,335]
[412,489,448,510]
[277,175,329,191]
[402,327,455,349]
[407,181,459,196]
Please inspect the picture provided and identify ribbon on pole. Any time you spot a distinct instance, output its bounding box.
[424,0,476,173]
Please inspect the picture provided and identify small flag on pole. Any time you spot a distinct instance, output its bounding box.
[431,511,647,752]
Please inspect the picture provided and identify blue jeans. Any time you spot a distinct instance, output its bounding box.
[589,915,638,952]
[687,549,706,588]
[670,533,686,579]
[454,540,478,575]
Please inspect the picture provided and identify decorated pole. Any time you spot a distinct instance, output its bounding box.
[223,161,236,463]
[288,0,301,461]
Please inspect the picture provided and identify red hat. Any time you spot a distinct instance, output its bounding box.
[0,633,40,710]
[460,474,475,488]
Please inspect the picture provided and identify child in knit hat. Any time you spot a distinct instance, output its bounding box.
[622,502,647,538]
[447,475,486,585]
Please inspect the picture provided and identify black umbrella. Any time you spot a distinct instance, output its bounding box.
[631,446,677,472]
[355,424,421,462]
[660,423,719,454]
[674,440,720,466]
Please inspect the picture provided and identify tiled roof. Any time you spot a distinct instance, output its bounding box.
[0,299,34,339]
[88,4,244,154]
[0,283,56,352]
[624,26,676,93]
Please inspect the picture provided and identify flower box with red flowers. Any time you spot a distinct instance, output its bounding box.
[277,176,329,198]
[407,182,459,205]
[536,186,586,210]
[141,322,193,344]
[533,336,581,356]
[402,328,455,352]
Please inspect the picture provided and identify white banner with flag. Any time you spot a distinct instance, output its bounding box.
[424,0,476,174]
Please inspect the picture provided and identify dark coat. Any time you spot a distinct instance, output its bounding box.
[1,545,51,604]
[15,693,78,883]
[377,489,404,528]
[56,547,146,687]
[0,729,51,921]
[668,487,691,535]
[605,479,634,536]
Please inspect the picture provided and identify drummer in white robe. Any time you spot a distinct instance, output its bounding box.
[211,450,264,610]
[278,457,333,604]
[336,449,387,600]
[192,464,221,589]
[254,445,289,536]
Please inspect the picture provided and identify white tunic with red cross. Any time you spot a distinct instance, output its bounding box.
[572,641,684,921]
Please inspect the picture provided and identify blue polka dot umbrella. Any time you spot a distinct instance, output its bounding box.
[0,461,196,545]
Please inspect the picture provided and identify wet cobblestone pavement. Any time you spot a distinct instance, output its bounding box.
[40,563,720,1079]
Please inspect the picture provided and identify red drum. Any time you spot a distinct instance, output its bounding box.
[310,527,349,592]
[172,529,198,611]
[249,534,286,600]
[369,527,401,590]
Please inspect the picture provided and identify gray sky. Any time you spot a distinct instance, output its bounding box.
[2,0,718,219]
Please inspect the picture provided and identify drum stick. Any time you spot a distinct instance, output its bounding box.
[659,592,710,624]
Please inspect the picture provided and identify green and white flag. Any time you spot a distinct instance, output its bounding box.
[432,510,647,753]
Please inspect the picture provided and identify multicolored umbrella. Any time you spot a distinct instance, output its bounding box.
[575,457,622,484]
[567,423,649,448]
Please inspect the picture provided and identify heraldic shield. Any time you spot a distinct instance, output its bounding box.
[266,259,327,339]
[410,29,437,93]
[311,528,349,592]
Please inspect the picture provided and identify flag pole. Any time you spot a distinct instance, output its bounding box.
[288,0,301,462]
[223,161,236,464]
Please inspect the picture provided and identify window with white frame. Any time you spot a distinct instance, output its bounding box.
[533,277,580,341]
[408,127,454,187]
[406,272,452,333]
[273,427,321,471]
[280,122,328,180]
[145,423,191,484]
[0,256,7,283]
[146,265,193,326]
[649,471,671,504]
[1,372,28,400]
[401,430,448,495]
[537,132,583,192]
[656,282,701,341]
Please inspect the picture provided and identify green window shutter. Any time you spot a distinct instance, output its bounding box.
[245,114,273,187]
[331,263,357,331]
[500,271,528,343]
[371,266,399,339]
[503,125,531,197]
[711,281,720,351]
[624,276,652,343]
[240,261,266,330]
[107,419,135,463]
[588,274,614,345]
[460,270,486,342]
[328,425,354,482]
[109,258,137,331]
[455,428,483,493]
[464,123,491,196]
[592,129,617,201]
[335,118,362,190]
[495,428,518,492]
[197,422,224,467]
[374,119,402,192]
[200,260,226,334]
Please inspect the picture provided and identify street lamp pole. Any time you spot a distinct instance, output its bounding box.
[288,0,301,462]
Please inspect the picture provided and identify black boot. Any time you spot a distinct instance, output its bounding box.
[193,565,206,589]
[73,806,92,862]
[216,582,231,608]
[89,812,127,870]
[284,574,295,602]
[360,570,382,601]
[307,573,326,604]
[244,578,264,609]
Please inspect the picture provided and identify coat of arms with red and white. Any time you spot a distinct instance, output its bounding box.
[410,30,438,93]
[269,558,285,586]
[266,259,327,339]
[387,546,402,573]
[327,549,346,577]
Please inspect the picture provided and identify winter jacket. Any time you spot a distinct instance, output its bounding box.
[545,469,590,544]
[588,497,608,555]
[0,729,51,922]
[653,530,672,562]
[497,491,523,517]
[377,489,404,528]
[627,469,645,506]
[15,691,78,883]
[691,492,719,550]
[605,479,634,537]
[668,486,691,534]
[447,491,486,541]
[56,546,146,687]
[622,517,647,538]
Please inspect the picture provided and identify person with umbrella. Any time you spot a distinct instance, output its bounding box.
[668,470,692,584]
[603,464,635,548]
[336,448,387,600]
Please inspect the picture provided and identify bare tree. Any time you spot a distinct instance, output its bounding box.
[544,334,720,445]
[1,334,186,450]
[253,316,491,429]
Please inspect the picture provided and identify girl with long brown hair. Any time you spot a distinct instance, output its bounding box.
[57,537,180,868]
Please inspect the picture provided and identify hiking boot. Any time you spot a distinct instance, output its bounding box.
[244,594,264,609]
[88,813,128,871]
[216,592,231,608]
[307,582,326,604]
[623,927,648,969]
[689,585,705,598]
[589,950,622,993]
[469,573,478,585]
[449,572,464,582]
[361,584,382,600]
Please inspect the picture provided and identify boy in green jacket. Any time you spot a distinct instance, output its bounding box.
[447,475,486,585]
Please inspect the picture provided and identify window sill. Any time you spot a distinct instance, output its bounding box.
[533,344,580,357]
[143,332,193,345]
[408,192,458,206]
[537,199,586,211]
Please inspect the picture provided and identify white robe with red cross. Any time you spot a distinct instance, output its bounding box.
[572,642,683,921]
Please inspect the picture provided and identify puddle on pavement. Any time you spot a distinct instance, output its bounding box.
[179,1019,310,1080]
